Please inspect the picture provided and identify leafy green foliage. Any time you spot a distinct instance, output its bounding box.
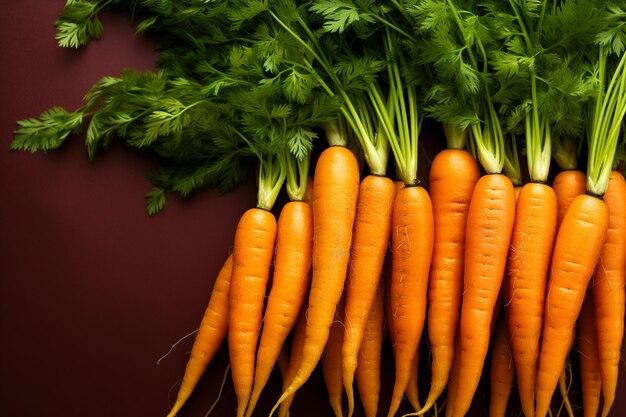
[12,107,85,153]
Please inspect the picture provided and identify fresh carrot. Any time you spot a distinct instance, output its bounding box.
[166,254,233,417]
[406,343,421,412]
[507,182,557,417]
[386,185,434,417]
[534,194,609,417]
[270,145,360,414]
[322,295,346,417]
[355,281,384,417]
[578,294,602,417]
[489,313,515,417]
[244,201,313,417]
[419,147,480,414]
[444,325,462,417]
[343,175,396,417]
[452,173,516,417]
[552,170,586,229]
[278,303,308,417]
[592,171,626,417]
[229,207,278,417]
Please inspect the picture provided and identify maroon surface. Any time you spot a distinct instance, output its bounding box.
[1,2,625,417]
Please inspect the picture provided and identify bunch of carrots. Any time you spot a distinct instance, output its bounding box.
[11,1,626,417]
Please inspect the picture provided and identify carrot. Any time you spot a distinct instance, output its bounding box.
[507,182,557,417]
[419,148,480,414]
[322,295,346,417]
[277,343,290,386]
[444,325,462,417]
[229,207,278,417]
[535,194,609,417]
[386,185,434,417]
[489,313,515,417]
[552,170,586,229]
[557,362,575,417]
[452,173,516,417]
[406,343,421,412]
[343,175,396,417]
[592,171,626,417]
[278,303,308,417]
[355,281,384,417]
[270,145,360,414]
[578,294,602,417]
[244,201,313,417]
[166,254,233,417]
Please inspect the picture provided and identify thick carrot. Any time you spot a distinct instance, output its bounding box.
[229,208,277,417]
[343,175,396,417]
[507,182,557,417]
[322,295,346,417]
[452,173,515,417]
[245,201,313,417]
[355,281,384,417]
[420,149,480,414]
[489,313,515,417]
[270,145,360,414]
[578,294,602,417]
[552,170,586,229]
[387,185,434,417]
[278,303,308,417]
[166,254,233,417]
[592,171,626,417]
[535,194,609,417]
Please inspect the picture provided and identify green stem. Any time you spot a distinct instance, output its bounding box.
[285,151,310,202]
[257,152,286,211]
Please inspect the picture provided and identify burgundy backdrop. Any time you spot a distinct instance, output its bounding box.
[1,2,624,417]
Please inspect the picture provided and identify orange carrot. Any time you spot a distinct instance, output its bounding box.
[420,148,480,414]
[387,185,434,417]
[245,201,313,417]
[592,171,626,417]
[535,194,609,417]
[229,208,277,417]
[444,325,462,417]
[406,344,421,412]
[343,174,396,417]
[507,182,557,417]
[270,145,360,414]
[489,313,515,417]
[552,170,586,229]
[278,303,308,417]
[578,294,602,417]
[355,281,384,417]
[452,173,516,417]
[322,295,346,417]
[166,254,233,417]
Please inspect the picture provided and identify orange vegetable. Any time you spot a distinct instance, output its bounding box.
[322,295,346,417]
[489,313,515,417]
[578,295,602,417]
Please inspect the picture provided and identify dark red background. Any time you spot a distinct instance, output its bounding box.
[1,2,624,417]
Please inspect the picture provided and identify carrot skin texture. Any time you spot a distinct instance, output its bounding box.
[553,170,586,229]
[343,175,396,417]
[445,325,462,417]
[592,171,626,417]
[507,183,557,417]
[355,282,384,417]
[245,201,313,417]
[229,208,277,417]
[489,314,515,417]
[453,173,516,417]
[387,185,434,417]
[166,254,233,417]
[272,146,360,410]
[422,149,480,413]
[278,304,309,417]
[578,294,602,417]
[535,194,609,417]
[323,296,346,417]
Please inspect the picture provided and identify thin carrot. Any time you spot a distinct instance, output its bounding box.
[452,173,516,417]
[535,194,609,417]
[244,201,313,417]
[270,145,360,414]
[578,294,602,417]
[419,147,480,414]
[489,313,515,417]
[355,281,384,417]
[166,254,233,417]
[278,303,308,417]
[444,325,462,417]
[387,185,434,417]
[406,343,421,412]
[557,361,575,417]
[322,295,346,417]
[507,182,557,417]
[592,171,626,417]
[552,170,586,229]
[343,175,396,417]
